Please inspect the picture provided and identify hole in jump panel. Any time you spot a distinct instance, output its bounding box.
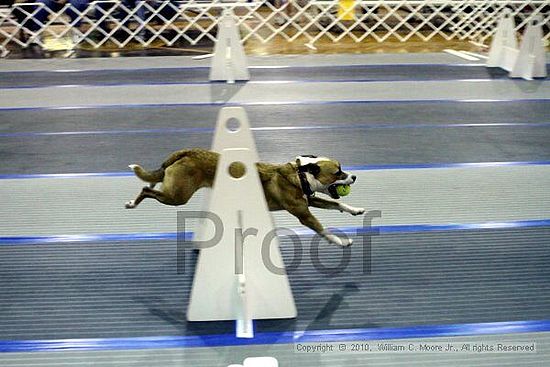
[228,161,246,179]
[226,118,241,132]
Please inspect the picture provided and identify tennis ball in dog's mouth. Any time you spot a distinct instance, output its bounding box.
[336,184,351,197]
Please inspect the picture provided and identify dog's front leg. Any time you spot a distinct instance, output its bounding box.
[321,230,353,247]
[308,197,365,216]
[289,206,353,247]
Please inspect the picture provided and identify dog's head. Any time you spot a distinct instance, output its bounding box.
[296,155,357,199]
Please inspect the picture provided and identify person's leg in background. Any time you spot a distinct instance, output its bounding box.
[145,0,178,40]
[16,0,63,50]
[27,0,62,33]
[26,1,88,34]
[153,0,178,24]
[92,0,115,38]
[12,1,34,43]
[63,0,89,45]
[120,0,145,25]
[273,0,289,26]
[118,0,145,38]
[64,0,89,28]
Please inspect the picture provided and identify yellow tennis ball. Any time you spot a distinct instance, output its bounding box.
[336,184,351,197]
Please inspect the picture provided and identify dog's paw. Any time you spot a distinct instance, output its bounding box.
[339,203,365,216]
[351,207,365,216]
[340,237,353,247]
[125,200,136,209]
[325,233,353,247]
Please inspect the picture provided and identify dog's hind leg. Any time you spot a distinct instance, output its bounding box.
[125,186,195,209]
[125,187,152,209]
[125,157,203,209]
[129,164,164,189]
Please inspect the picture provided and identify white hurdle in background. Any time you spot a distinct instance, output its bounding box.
[209,9,250,83]
[487,10,547,80]
[509,16,547,80]
[187,107,296,338]
[487,9,518,72]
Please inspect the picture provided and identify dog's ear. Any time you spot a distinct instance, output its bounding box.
[296,156,322,176]
[305,163,321,176]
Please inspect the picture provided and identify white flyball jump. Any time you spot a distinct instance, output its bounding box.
[509,16,547,80]
[209,9,250,83]
[211,108,258,160]
[487,9,518,72]
[487,10,546,80]
[187,107,297,338]
[192,108,260,251]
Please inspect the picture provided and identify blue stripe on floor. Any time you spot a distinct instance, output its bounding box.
[1,219,549,246]
[341,160,550,171]
[1,122,549,139]
[1,161,549,180]
[0,172,134,180]
[0,320,548,352]
[0,232,185,245]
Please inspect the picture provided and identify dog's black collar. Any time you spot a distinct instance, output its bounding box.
[296,160,315,197]
[298,170,314,197]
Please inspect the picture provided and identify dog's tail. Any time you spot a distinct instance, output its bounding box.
[129,149,199,184]
[128,164,164,184]
[160,149,195,169]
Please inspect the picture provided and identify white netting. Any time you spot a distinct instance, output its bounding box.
[1,1,548,57]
